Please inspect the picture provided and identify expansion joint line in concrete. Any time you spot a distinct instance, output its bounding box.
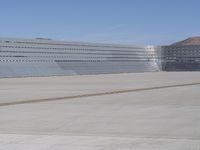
[0,82,200,107]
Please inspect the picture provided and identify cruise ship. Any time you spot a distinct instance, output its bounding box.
[0,37,160,77]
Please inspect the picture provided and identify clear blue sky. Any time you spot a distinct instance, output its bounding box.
[0,0,200,45]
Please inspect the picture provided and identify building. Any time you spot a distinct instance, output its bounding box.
[0,38,160,77]
[1,37,200,77]
[162,45,200,71]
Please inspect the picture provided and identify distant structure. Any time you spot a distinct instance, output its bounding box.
[0,37,199,77]
[162,37,200,71]
[0,37,160,77]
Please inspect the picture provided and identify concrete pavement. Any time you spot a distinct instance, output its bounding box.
[0,72,200,149]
